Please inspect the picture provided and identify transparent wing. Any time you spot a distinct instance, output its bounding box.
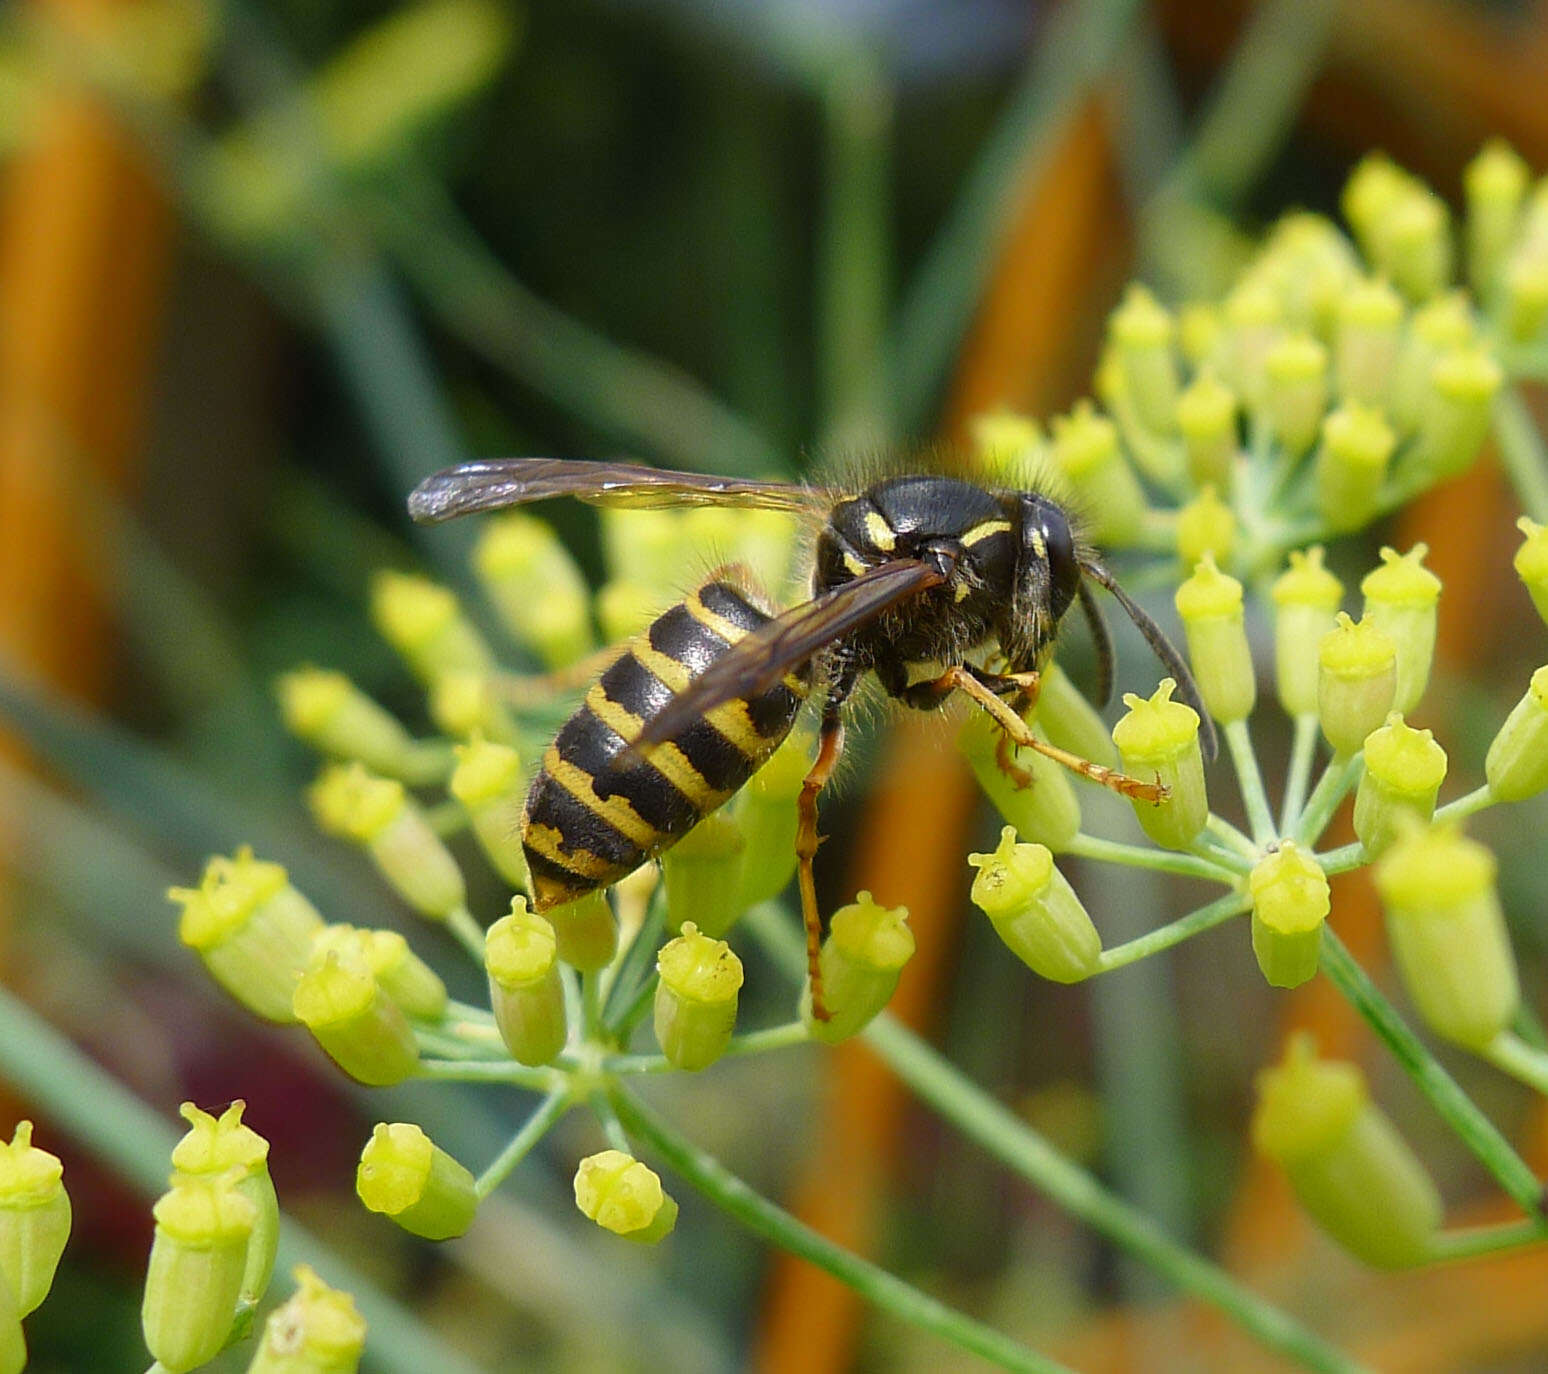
[638,559,946,747]
[408,458,817,523]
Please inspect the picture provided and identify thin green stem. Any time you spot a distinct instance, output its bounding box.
[1224,719,1277,846]
[1066,831,1241,883]
[581,969,604,1041]
[416,1059,564,1090]
[413,1026,507,1061]
[1483,1032,1548,1097]
[1435,784,1496,826]
[1206,813,1260,860]
[1095,891,1252,972]
[610,971,662,1045]
[1319,930,1543,1215]
[860,1019,1364,1373]
[592,1092,632,1154]
[605,1022,811,1076]
[1293,752,1362,845]
[1493,385,1548,524]
[602,890,666,1033]
[611,1086,1071,1373]
[1427,1217,1548,1264]
[445,906,487,965]
[475,1091,572,1200]
[1314,841,1366,878]
[1280,714,1320,834]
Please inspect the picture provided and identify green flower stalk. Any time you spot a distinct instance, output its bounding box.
[1175,556,1255,725]
[246,1265,365,1374]
[1375,824,1520,1050]
[1271,547,1344,718]
[428,670,520,745]
[1111,679,1209,849]
[484,900,568,1067]
[171,1103,277,1312]
[449,737,531,892]
[1334,277,1402,408]
[1175,487,1236,571]
[1048,403,1145,545]
[1360,545,1441,715]
[170,848,325,1023]
[142,1175,257,1373]
[735,732,812,906]
[959,708,1080,852]
[0,1123,69,1319]
[311,926,447,1021]
[545,889,618,971]
[292,948,420,1086]
[309,764,466,921]
[1315,403,1396,534]
[276,668,437,781]
[1252,1034,1441,1269]
[1390,292,1474,432]
[801,893,915,1045]
[1107,284,1179,435]
[1318,613,1397,757]
[654,923,744,1071]
[0,1268,20,1374]
[1484,665,1548,801]
[662,811,747,938]
[1175,368,1238,492]
[369,570,494,684]
[473,513,594,670]
[1406,346,1503,480]
[1353,715,1448,856]
[1513,516,1548,626]
[970,409,1044,479]
[356,1123,478,1241]
[1220,280,1283,410]
[1263,333,1328,456]
[1248,844,1329,989]
[1033,663,1117,769]
[572,1151,678,1245]
[1464,140,1528,297]
[967,826,1100,982]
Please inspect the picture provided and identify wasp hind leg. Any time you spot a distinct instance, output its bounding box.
[796,699,847,1022]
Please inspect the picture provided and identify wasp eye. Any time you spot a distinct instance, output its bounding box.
[1040,504,1079,619]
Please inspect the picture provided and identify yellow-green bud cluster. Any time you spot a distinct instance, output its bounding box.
[356,1123,477,1240]
[428,669,520,745]
[311,924,447,1021]
[1263,332,1328,455]
[802,892,915,1044]
[654,923,744,1071]
[1175,486,1235,571]
[1514,517,1548,627]
[1465,140,1529,299]
[1175,369,1238,492]
[1048,402,1145,545]
[473,514,594,669]
[170,848,324,1023]
[369,571,493,685]
[277,667,441,782]
[1252,1034,1441,1268]
[967,827,1100,982]
[662,811,747,938]
[1317,613,1396,756]
[1111,679,1208,849]
[247,1264,365,1374]
[1107,284,1180,436]
[1334,276,1403,408]
[449,736,531,891]
[1342,155,1453,303]
[292,945,420,1085]
[545,889,618,971]
[1271,547,1343,718]
[1353,715,1447,856]
[484,899,568,1065]
[1486,665,1548,801]
[1174,556,1254,724]
[1315,403,1395,534]
[959,708,1079,852]
[573,1151,677,1244]
[0,1123,70,1324]
[1360,545,1440,715]
[1248,843,1329,989]
[1406,347,1502,481]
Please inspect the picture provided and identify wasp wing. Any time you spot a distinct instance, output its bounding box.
[408,458,816,523]
[637,559,946,748]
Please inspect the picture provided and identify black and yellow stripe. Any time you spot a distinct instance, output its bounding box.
[522,578,810,911]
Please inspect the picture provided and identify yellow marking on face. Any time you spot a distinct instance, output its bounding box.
[954,582,971,602]
[684,590,751,646]
[542,745,659,848]
[962,518,1013,547]
[863,511,897,552]
[842,550,867,577]
[1029,528,1047,559]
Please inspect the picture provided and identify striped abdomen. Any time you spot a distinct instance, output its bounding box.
[522,578,810,911]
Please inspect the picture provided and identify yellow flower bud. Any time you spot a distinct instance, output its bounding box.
[473,514,594,670]
[1485,665,1548,801]
[369,570,493,684]
[171,1103,276,1311]
[1176,368,1238,492]
[1513,516,1548,627]
[1252,1034,1441,1268]
[1049,403,1146,545]
[1175,486,1236,572]
[1179,301,1222,367]
[1271,547,1344,718]
[1360,545,1441,715]
[662,812,747,939]
[1108,284,1179,435]
[1111,679,1208,849]
[170,848,325,1023]
[277,667,440,782]
[959,709,1079,852]
[449,737,531,891]
[802,893,915,1044]
[356,1123,477,1241]
[1221,281,1284,410]
[735,732,812,906]
[0,1123,70,1319]
[1248,843,1329,989]
[142,1176,257,1372]
[1343,154,1411,255]
[484,899,567,1066]
[292,948,420,1086]
[1377,190,1452,303]
[1174,556,1255,724]
[1354,715,1447,857]
[1407,346,1502,481]
[1335,277,1403,408]
[1263,333,1329,456]
[1375,825,1519,1049]
[654,923,744,1071]
[545,889,617,971]
[1464,139,1528,297]
[1502,255,1548,343]
[573,1151,678,1244]
[968,827,1100,982]
[1315,403,1395,534]
[1390,291,1474,432]
[970,409,1045,481]
[427,670,520,745]
[1318,613,1396,757]
[312,926,447,1021]
[246,1264,365,1374]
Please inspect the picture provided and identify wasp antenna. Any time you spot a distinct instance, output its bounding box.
[1075,578,1115,708]
[1080,560,1219,762]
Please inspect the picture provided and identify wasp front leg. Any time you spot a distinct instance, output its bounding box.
[986,669,1042,791]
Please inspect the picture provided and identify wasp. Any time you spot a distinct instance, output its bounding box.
[409,458,1215,1019]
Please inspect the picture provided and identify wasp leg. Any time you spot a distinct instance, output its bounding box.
[797,706,845,1022]
[987,670,1043,790]
[940,665,1168,803]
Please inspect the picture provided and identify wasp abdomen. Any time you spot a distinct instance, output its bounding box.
[522,578,810,911]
